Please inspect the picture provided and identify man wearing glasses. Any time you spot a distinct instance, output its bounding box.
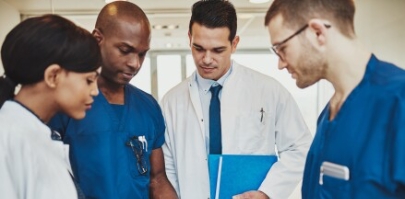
[265,0,405,198]
[160,1,313,199]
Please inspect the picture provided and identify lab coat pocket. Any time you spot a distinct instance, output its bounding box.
[235,113,267,153]
[320,175,351,198]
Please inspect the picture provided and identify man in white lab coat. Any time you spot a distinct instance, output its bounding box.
[160,1,313,199]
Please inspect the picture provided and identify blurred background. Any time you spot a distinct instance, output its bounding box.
[1,0,404,197]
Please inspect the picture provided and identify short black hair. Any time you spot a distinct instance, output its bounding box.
[0,14,101,106]
[189,0,237,43]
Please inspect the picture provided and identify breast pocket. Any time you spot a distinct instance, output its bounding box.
[320,175,351,198]
[125,132,153,178]
[234,111,271,153]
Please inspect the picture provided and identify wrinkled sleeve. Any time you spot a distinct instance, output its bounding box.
[0,136,22,199]
[0,145,18,199]
[153,102,166,150]
[159,98,180,196]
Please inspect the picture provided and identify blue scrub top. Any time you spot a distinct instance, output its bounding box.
[302,55,405,198]
[49,84,165,199]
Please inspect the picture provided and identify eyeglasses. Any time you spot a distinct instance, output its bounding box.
[51,130,62,141]
[270,24,331,61]
[126,136,148,175]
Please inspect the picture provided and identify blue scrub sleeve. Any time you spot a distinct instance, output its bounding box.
[392,96,405,187]
[152,105,166,150]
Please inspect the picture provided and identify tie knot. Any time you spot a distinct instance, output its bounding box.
[210,85,222,97]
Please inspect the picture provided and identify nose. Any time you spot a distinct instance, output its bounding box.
[202,52,213,65]
[128,55,141,70]
[91,84,99,96]
[278,58,287,70]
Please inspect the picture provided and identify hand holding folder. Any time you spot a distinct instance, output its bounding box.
[209,154,277,199]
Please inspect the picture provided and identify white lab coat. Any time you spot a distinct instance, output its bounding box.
[0,101,77,199]
[161,61,313,199]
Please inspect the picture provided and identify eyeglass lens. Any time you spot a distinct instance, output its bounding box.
[126,137,148,175]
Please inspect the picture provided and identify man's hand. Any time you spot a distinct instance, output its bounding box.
[232,190,270,199]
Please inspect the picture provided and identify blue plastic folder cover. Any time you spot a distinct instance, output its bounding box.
[209,154,277,199]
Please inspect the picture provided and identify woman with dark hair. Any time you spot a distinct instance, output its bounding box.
[0,14,101,198]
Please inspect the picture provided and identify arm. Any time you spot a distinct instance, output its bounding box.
[159,96,180,195]
[232,88,311,199]
[0,147,18,199]
[259,90,313,199]
[162,140,180,194]
[149,148,178,199]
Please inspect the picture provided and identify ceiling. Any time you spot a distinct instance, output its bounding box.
[3,0,273,51]
[3,0,405,52]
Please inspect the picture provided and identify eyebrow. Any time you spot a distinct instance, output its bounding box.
[192,43,227,51]
[119,43,135,51]
[119,42,150,53]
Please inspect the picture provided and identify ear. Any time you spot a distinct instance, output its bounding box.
[44,64,63,89]
[231,36,240,53]
[307,19,330,48]
[188,31,192,47]
[92,28,104,44]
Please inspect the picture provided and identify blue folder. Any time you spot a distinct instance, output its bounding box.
[209,154,277,199]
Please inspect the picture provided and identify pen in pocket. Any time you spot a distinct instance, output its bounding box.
[319,161,350,185]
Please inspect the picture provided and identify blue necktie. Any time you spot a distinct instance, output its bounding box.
[209,85,222,154]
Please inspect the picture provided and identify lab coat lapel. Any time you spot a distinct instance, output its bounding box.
[188,73,206,147]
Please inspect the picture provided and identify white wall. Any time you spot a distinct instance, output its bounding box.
[0,0,20,74]
[355,0,405,68]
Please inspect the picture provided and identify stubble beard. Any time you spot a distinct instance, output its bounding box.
[295,44,327,89]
